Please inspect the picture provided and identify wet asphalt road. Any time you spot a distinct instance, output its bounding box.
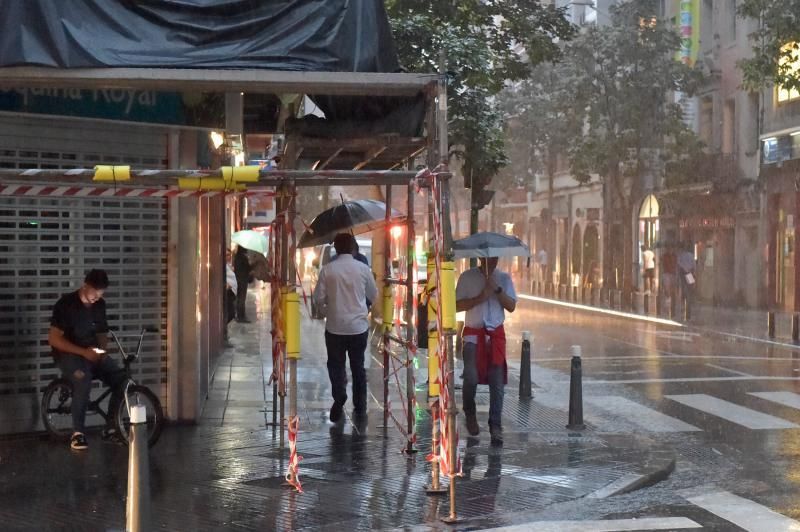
[501,295,800,530]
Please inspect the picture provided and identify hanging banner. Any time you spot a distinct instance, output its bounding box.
[675,0,700,130]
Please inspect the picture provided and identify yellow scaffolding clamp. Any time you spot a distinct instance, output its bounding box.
[93,165,131,182]
[382,284,394,331]
[283,288,301,359]
[177,177,245,191]
[221,166,260,183]
[427,258,456,331]
[428,330,440,397]
[441,261,456,331]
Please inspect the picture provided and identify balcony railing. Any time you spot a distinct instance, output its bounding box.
[665,152,741,188]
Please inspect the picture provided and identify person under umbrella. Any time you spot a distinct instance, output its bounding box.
[233,246,252,323]
[313,233,377,424]
[456,256,517,446]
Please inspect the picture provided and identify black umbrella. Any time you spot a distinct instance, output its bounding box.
[298,199,403,248]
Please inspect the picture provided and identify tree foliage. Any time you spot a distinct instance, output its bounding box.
[498,60,582,193]
[501,0,701,290]
[385,0,575,191]
[738,0,800,92]
[566,0,701,204]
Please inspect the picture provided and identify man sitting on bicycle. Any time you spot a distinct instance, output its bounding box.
[48,269,126,450]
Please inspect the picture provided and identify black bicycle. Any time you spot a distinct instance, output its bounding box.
[41,327,164,447]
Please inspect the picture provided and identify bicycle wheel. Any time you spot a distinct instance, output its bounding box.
[41,378,74,440]
[113,385,164,447]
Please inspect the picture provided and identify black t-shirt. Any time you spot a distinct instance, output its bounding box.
[50,290,108,356]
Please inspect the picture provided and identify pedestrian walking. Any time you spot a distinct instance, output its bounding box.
[233,245,252,323]
[456,257,517,445]
[678,243,696,320]
[641,245,656,294]
[661,246,677,312]
[313,233,377,423]
[223,249,238,347]
[536,248,548,283]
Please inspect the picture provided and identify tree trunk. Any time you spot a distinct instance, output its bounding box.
[602,180,612,289]
[470,189,479,268]
[621,200,633,299]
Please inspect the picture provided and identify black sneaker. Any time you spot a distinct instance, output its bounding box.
[329,402,344,423]
[70,432,88,451]
[101,427,121,442]
[465,413,480,436]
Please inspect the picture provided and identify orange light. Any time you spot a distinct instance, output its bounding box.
[391,225,403,239]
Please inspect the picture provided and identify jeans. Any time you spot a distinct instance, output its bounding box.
[56,353,127,433]
[325,331,368,413]
[679,271,694,319]
[462,342,505,428]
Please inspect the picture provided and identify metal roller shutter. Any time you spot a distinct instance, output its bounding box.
[0,195,169,434]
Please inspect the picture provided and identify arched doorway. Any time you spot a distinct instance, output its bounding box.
[583,224,599,287]
[638,194,660,252]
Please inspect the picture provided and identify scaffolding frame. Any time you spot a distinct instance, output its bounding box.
[0,65,462,522]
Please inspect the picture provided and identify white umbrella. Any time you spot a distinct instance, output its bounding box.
[452,232,530,259]
[232,230,268,255]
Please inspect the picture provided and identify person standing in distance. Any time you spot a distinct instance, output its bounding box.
[48,269,126,450]
[233,245,252,323]
[456,257,517,445]
[313,233,377,423]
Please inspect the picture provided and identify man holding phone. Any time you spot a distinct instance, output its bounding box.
[48,269,125,450]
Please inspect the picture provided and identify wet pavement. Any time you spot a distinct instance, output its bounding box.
[0,287,678,531]
[500,292,800,530]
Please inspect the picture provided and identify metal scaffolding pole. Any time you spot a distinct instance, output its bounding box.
[279,184,289,449]
[0,167,433,180]
[434,52,459,524]
[383,184,392,428]
[405,181,417,455]
[287,182,298,476]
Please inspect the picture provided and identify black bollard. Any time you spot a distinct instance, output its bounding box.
[566,346,585,430]
[519,332,532,399]
[793,314,800,343]
[768,311,776,339]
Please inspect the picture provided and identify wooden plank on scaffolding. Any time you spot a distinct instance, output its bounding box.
[353,146,387,171]
[0,67,437,96]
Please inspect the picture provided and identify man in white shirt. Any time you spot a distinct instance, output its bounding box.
[456,257,517,445]
[313,233,378,423]
[536,248,548,283]
[641,245,656,294]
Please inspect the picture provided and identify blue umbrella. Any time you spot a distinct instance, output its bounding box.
[453,232,530,259]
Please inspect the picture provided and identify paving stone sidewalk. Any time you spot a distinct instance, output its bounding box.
[0,290,674,531]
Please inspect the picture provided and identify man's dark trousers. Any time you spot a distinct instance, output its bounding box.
[235,277,248,321]
[56,353,127,433]
[325,330,368,413]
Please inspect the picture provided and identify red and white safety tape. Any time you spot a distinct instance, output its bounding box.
[0,184,276,198]
[285,415,303,492]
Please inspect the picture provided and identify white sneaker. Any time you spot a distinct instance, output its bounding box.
[70,432,88,450]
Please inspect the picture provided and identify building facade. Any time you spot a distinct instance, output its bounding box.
[0,91,231,434]
[761,62,800,312]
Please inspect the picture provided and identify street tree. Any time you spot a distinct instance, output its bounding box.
[498,60,583,262]
[738,0,800,93]
[564,0,701,292]
[385,0,574,234]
